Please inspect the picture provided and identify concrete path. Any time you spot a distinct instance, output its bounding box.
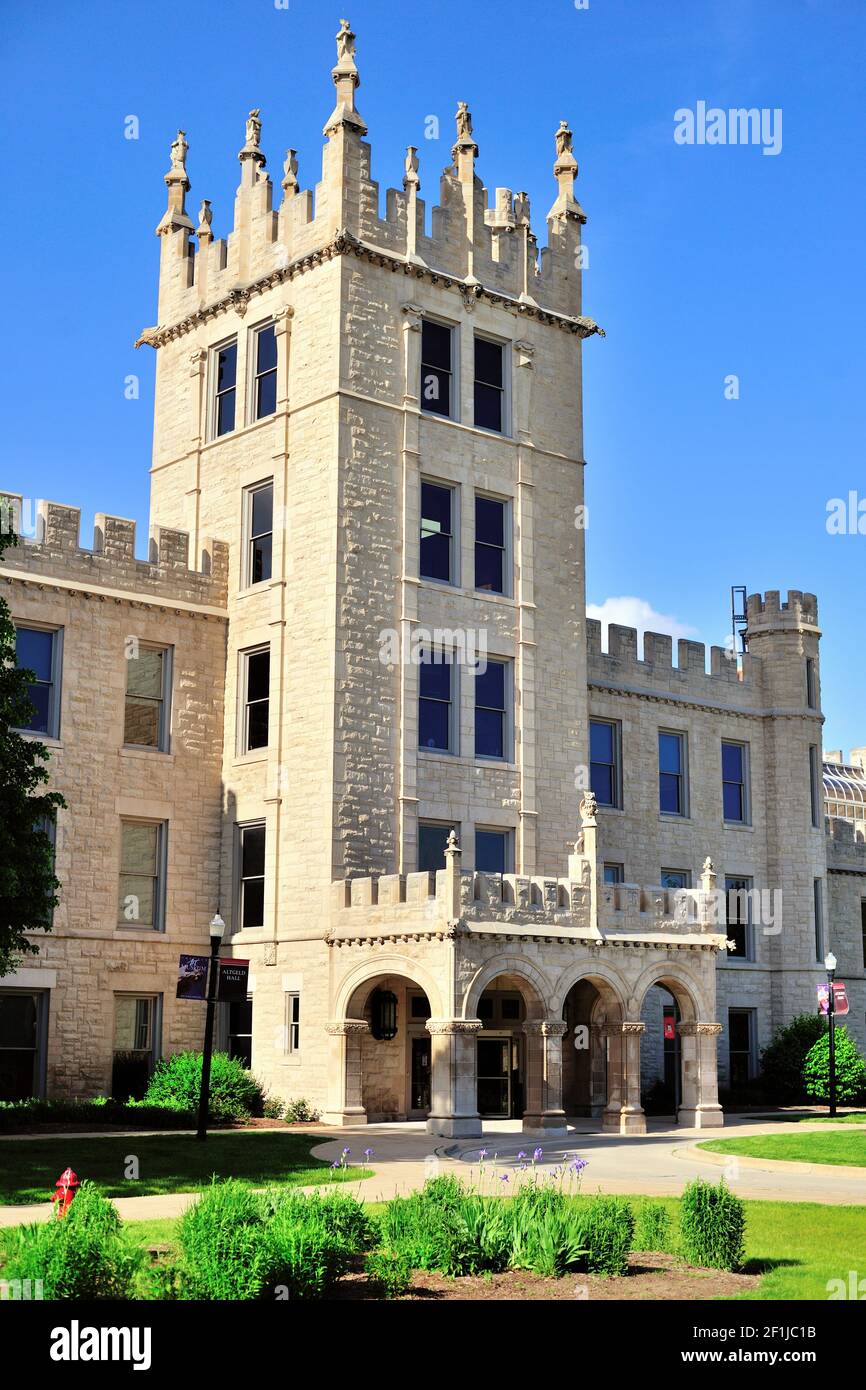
[1,1115,863,1227]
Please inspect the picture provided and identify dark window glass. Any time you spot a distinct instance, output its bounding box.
[217,343,237,392]
[661,869,689,890]
[590,720,618,807]
[240,824,266,930]
[659,732,684,815]
[474,338,504,432]
[475,496,506,593]
[475,661,506,759]
[814,878,823,960]
[215,342,237,437]
[722,742,746,822]
[501,997,521,1020]
[421,320,452,417]
[248,483,273,585]
[410,993,431,1020]
[15,628,55,735]
[254,325,277,420]
[420,482,453,582]
[256,324,277,373]
[728,1009,754,1088]
[242,824,266,879]
[603,863,624,885]
[419,656,452,751]
[244,649,270,752]
[725,877,751,959]
[806,658,817,709]
[418,823,453,872]
[476,829,508,873]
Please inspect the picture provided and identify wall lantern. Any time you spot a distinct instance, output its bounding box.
[370,989,398,1041]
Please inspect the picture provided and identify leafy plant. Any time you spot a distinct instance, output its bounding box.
[572,1195,635,1276]
[262,1095,285,1120]
[804,1026,866,1103]
[679,1178,745,1271]
[634,1200,673,1253]
[4,1181,141,1299]
[283,1098,321,1123]
[366,1248,414,1297]
[759,1014,827,1104]
[143,1051,265,1119]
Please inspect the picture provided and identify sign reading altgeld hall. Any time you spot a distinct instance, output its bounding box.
[2,17,863,1134]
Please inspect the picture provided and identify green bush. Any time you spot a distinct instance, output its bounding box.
[573,1195,635,1276]
[176,1181,373,1300]
[0,1097,198,1132]
[634,1201,673,1253]
[366,1248,414,1297]
[679,1179,745,1271]
[506,1186,587,1276]
[804,1026,866,1103]
[4,1182,142,1299]
[759,1014,827,1104]
[379,1189,475,1276]
[143,1051,265,1120]
[283,1098,322,1123]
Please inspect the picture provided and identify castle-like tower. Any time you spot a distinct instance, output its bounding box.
[2,19,861,1129]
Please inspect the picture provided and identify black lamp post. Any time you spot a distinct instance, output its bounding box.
[824,951,837,1119]
[196,914,225,1142]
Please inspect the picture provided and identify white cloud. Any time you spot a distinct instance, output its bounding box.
[586,596,700,654]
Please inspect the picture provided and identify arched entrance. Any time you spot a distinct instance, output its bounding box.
[464,962,566,1136]
[559,973,626,1130]
[632,966,723,1129]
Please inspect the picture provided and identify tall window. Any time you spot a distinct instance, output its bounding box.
[722,741,749,823]
[589,719,621,808]
[474,336,505,433]
[475,660,509,760]
[118,821,165,930]
[809,745,821,827]
[420,481,454,583]
[286,993,300,1053]
[418,820,459,873]
[227,998,253,1068]
[241,647,270,752]
[861,901,866,969]
[476,828,512,874]
[0,991,46,1101]
[728,1008,756,1089]
[418,654,454,753]
[239,823,266,930]
[124,645,171,750]
[245,481,273,586]
[813,878,824,961]
[112,995,158,1100]
[213,339,237,437]
[15,626,61,737]
[420,319,454,418]
[603,863,625,885]
[806,657,818,709]
[475,495,507,594]
[659,731,687,816]
[725,876,753,960]
[252,323,277,419]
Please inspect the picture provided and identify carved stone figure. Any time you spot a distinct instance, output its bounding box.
[246,109,262,149]
[455,101,473,140]
[169,130,188,174]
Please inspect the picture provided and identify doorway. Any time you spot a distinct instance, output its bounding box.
[477,1036,511,1117]
[410,1035,431,1113]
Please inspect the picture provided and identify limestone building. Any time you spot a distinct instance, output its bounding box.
[2,21,863,1135]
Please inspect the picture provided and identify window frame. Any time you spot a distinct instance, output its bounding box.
[418,649,458,756]
[420,316,458,422]
[813,877,824,962]
[474,491,511,596]
[806,657,818,710]
[474,657,513,763]
[14,623,63,739]
[249,320,278,423]
[724,874,755,962]
[210,335,239,440]
[117,819,167,932]
[472,331,511,436]
[658,728,689,818]
[239,644,270,755]
[417,819,461,873]
[809,744,822,828]
[603,863,625,885]
[286,991,300,1054]
[589,718,622,809]
[661,868,692,890]
[243,479,274,589]
[420,477,459,586]
[123,642,172,753]
[474,826,514,874]
[721,739,751,826]
[728,1007,757,1086]
[237,820,267,932]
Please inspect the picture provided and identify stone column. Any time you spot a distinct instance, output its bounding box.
[425,1019,483,1137]
[600,1022,624,1132]
[322,1020,369,1126]
[522,1020,568,1137]
[677,1022,725,1128]
[614,1022,647,1135]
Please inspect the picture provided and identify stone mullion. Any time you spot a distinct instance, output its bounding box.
[514,340,537,876]
[398,304,423,875]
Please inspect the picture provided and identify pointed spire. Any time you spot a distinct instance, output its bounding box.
[156,129,194,235]
[549,119,586,222]
[324,18,366,135]
[451,101,478,181]
[238,108,267,187]
[281,148,299,196]
[196,199,213,244]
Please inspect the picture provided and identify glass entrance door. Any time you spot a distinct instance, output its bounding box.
[410,1035,431,1112]
[477,1037,510,1117]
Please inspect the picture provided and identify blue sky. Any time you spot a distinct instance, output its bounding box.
[2,0,864,751]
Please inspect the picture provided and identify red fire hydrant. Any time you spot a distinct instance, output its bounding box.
[51,1167,79,1217]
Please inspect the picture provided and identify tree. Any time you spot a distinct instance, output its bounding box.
[759,1013,827,1104]
[804,1026,866,1104]
[0,521,65,975]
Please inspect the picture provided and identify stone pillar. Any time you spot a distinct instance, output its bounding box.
[677,1022,725,1128]
[522,1020,568,1137]
[322,1020,369,1126]
[425,1019,482,1138]
[600,1022,624,1132]
[621,1022,647,1134]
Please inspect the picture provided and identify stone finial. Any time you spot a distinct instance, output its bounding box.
[452,100,479,174]
[549,118,586,224]
[445,828,460,855]
[325,17,366,134]
[156,129,194,236]
[700,856,717,892]
[403,145,420,192]
[579,790,598,825]
[238,108,267,174]
[514,190,531,226]
[281,148,299,196]
[196,199,213,244]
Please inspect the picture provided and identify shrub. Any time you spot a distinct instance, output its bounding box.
[634,1201,673,1253]
[366,1248,414,1298]
[143,1051,265,1120]
[283,1098,322,1123]
[759,1014,827,1104]
[379,1190,474,1276]
[573,1195,635,1276]
[507,1187,587,1277]
[804,1026,866,1103]
[0,1097,198,1132]
[262,1095,285,1120]
[679,1179,745,1271]
[4,1182,141,1299]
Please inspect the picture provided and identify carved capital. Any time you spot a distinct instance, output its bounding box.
[326,1018,370,1036]
[426,1018,483,1036]
[622,1021,646,1035]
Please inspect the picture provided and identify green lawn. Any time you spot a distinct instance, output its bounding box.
[0,1131,371,1204]
[699,1131,866,1168]
[800,1112,866,1125]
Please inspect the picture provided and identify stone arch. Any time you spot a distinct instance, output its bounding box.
[461,954,554,1021]
[628,959,710,1023]
[332,953,445,1022]
[549,960,630,1018]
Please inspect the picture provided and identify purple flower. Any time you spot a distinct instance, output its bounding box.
[479,1148,488,1160]
[330,1160,340,1169]
[533,1147,544,1162]
[517,1151,527,1161]
[500,1173,510,1182]
[570,1157,588,1173]
[341,1147,351,1157]
[363,1147,373,1159]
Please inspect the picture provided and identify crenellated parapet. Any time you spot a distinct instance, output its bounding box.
[0,492,228,612]
[745,589,819,635]
[825,814,866,873]
[140,18,602,344]
[586,618,763,709]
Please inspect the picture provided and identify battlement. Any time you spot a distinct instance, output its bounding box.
[586,618,762,706]
[144,18,601,340]
[0,493,228,611]
[745,589,819,632]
